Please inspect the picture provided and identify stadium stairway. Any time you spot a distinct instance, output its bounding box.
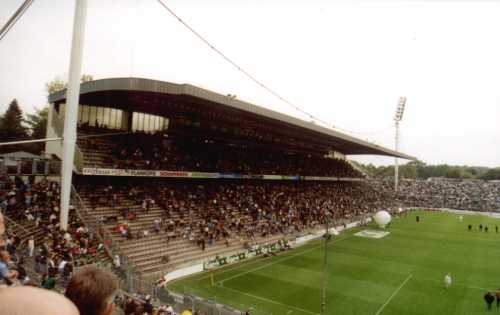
[77,189,295,276]
[4,215,46,246]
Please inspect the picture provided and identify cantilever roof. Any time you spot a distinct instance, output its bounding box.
[49,77,416,160]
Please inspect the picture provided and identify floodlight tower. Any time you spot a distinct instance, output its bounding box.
[394,97,406,193]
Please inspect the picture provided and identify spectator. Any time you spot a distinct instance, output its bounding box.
[113,255,121,269]
[143,295,154,315]
[77,128,364,178]
[0,250,18,285]
[27,236,35,257]
[41,271,56,290]
[65,266,119,315]
[485,291,495,310]
[372,178,500,211]
[0,286,79,315]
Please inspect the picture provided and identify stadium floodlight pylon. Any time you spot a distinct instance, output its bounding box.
[394,96,406,193]
[59,0,88,231]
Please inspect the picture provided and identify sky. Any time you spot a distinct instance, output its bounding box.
[0,0,499,167]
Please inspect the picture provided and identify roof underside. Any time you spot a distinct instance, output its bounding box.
[49,77,416,160]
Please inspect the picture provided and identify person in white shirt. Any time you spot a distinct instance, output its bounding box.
[165,304,174,314]
[58,259,68,275]
[49,213,57,224]
[28,236,35,257]
[444,273,452,289]
[113,255,121,269]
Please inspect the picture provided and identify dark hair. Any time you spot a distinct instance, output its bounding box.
[65,266,118,315]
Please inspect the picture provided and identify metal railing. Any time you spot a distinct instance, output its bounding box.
[3,214,33,238]
[70,185,144,291]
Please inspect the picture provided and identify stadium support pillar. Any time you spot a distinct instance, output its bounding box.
[60,0,87,231]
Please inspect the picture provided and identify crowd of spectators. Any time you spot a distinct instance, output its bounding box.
[0,177,106,290]
[81,179,395,249]
[6,173,500,314]
[0,177,180,314]
[79,129,362,177]
[372,178,500,211]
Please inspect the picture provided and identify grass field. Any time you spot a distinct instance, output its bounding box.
[168,211,500,315]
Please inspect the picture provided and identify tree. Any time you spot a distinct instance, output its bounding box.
[480,168,500,180]
[0,99,29,141]
[45,78,66,95]
[26,107,48,139]
[45,74,94,94]
[356,160,500,180]
[80,74,93,83]
[0,99,29,152]
[401,161,418,179]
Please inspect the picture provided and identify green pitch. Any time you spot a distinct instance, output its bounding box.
[168,211,500,315]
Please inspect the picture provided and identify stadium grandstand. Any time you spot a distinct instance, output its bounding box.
[41,77,414,274]
[3,77,500,315]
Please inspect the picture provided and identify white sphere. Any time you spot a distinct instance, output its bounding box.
[374,210,392,228]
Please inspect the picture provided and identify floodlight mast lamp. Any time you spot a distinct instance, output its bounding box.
[60,0,87,231]
[393,97,406,193]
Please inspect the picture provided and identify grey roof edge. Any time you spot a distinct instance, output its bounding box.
[49,77,416,160]
[0,151,43,159]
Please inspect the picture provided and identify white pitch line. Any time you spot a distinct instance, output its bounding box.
[468,284,490,291]
[196,235,349,283]
[219,283,319,315]
[374,274,413,315]
[424,278,490,292]
[218,235,352,285]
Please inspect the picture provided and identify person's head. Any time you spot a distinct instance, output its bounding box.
[0,286,79,315]
[0,212,4,235]
[0,250,10,262]
[0,213,5,248]
[65,266,118,315]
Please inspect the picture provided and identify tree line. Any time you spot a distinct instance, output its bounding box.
[355,161,500,181]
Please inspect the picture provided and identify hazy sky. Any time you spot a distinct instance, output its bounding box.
[1,0,499,167]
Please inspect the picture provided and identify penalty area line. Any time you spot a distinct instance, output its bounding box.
[218,284,320,315]
[217,235,352,285]
[374,274,413,315]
